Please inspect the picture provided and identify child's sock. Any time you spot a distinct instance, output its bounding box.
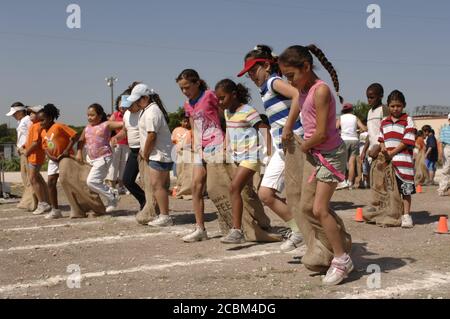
[286,219,300,233]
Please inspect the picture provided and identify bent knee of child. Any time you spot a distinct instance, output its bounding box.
[312,203,329,218]
[258,188,273,205]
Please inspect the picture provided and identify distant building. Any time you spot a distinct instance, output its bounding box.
[413,105,450,117]
[412,106,450,145]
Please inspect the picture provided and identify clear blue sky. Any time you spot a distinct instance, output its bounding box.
[1,0,449,126]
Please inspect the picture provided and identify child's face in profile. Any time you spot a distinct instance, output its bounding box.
[366,89,382,107]
[181,119,190,129]
[280,63,307,91]
[29,112,38,122]
[87,107,101,125]
[178,79,201,100]
[38,112,52,130]
[215,87,234,110]
[388,100,405,119]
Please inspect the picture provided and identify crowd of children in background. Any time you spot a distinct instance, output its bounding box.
[6,43,450,287]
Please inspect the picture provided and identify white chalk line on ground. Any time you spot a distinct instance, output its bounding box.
[0,250,277,294]
[0,226,202,252]
[2,221,104,232]
[342,271,450,299]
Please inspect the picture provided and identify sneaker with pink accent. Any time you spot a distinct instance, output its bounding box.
[322,255,354,286]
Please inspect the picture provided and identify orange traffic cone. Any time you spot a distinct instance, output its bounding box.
[435,216,450,234]
[417,184,423,194]
[355,208,364,223]
[172,186,178,198]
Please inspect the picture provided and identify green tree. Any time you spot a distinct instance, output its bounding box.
[167,107,186,132]
[353,101,371,124]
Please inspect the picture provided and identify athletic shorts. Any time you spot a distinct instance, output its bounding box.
[260,149,285,193]
[47,160,59,176]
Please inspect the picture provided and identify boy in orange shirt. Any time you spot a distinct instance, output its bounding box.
[38,104,79,219]
[24,106,51,215]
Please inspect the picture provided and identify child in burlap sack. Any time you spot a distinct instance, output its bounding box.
[236,45,305,252]
[214,79,272,244]
[176,69,225,243]
[279,45,353,285]
[379,90,416,228]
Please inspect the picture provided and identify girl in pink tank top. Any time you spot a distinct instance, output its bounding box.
[279,45,352,286]
[76,104,124,213]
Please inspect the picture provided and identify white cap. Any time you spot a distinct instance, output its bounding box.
[127,84,153,103]
[27,105,43,113]
[6,106,26,117]
[448,113,450,120]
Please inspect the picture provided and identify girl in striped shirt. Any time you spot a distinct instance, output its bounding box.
[237,45,304,252]
[215,79,271,244]
[378,90,416,228]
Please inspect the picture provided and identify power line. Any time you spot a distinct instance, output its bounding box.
[1,31,450,69]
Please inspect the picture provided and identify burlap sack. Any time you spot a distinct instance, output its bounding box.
[206,163,282,242]
[414,150,428,185]
[135,156,160,225]
[59,157,105,218]
[16,154,38,211]
[363,153,403,227]
[175,150,193,200]
[285,137,352,273]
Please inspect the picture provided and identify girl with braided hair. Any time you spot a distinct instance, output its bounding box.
[279,45,352,285]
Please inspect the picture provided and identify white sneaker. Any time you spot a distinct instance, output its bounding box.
[322,255,354,286]
[220,228,246,244]
[280,231,304,252]
[148,215,174,227]
[105,190,120,213]
[45,209,63,220]
[336,180,350,190]
[32,202,52,215]
[401,214,414,228]
[182,226,208,243]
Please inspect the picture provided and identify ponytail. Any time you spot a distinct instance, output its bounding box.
[307,45,344,104]
[279,45,344,104]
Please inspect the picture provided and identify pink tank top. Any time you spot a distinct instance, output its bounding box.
[112,111,128,145]
[300,80,342,152]
[85,121,112,159]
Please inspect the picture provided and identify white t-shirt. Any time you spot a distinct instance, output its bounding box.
[17,115,32,148]
[367,105,388,149]
[123,110,141,149]
[138,103,173,163]
[340,114,358,141]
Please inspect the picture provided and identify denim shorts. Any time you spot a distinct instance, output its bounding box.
[28,163,42,170]
[149,161,174,172]
[425,159,437,172]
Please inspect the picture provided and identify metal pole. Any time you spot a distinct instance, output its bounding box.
[110,84,114,115]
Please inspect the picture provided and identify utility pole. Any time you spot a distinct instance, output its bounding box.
[105,76,118,115]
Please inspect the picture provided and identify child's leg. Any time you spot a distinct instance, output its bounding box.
[402,195,411,215]
[313,181,345,257]
[258,187,292,221]
[28,166,46,203]
[47,175,59,209]
[230,166,255,230]
[149,168,170,216]
[348,155,357,186]
[258,150,297,229]
[191,164,207,229]
[86,157,115,202]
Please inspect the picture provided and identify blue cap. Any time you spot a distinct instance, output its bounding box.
[120,95,132,108]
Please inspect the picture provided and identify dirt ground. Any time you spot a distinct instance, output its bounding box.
[1,183,449,300]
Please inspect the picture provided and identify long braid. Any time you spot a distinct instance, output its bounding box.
[307,45,344,104]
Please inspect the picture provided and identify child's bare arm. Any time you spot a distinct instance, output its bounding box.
[24,142,39,158]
